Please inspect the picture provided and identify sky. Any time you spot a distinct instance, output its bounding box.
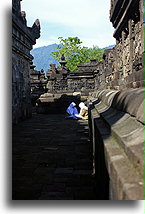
[21,0,116,48]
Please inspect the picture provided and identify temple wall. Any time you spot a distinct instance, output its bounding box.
[88,88,144,200]
[87,0,144,200]
[12,0,40,124]
[108,0,144,89]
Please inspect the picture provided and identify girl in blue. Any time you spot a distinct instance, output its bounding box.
[66,102,78,119]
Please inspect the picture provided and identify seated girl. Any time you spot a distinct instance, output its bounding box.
[66,102,79,119]
[76,102,88,120]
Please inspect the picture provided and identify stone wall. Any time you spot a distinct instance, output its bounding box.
[30,63,47,105]
[67,59,97,93]
[108,0,144,89]
[12,0,40,124]
[88,89,144,199]
[45,57,97,94]
[77,0,144,90]
[87,0,144,200]
[46,65,68,93]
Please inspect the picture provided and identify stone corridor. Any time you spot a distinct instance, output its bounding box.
[12,113,97,200]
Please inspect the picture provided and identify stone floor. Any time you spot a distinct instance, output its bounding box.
[12,113,97,200]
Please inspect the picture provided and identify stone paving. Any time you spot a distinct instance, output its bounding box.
[12,113,97,200]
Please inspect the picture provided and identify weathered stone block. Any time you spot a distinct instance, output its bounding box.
[88,88,143,200]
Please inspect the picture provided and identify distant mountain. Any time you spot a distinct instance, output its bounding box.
[31,43,115,72]
[31,44,61,72]
[104,44,115,49]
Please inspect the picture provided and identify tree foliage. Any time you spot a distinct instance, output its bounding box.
[52,37,104,71]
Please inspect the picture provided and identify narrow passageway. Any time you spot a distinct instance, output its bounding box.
[12,113,97,200]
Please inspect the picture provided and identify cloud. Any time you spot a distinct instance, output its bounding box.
[34,35,115,49]
[81,37,115,48]
[22,0,110,27]
[21,0,115,48]
[33,37,59,48]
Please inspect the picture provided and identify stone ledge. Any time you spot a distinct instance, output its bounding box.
[91,98,143,174]
[88,88,143,200]
[90,88,144,123]
[104,136,143,200]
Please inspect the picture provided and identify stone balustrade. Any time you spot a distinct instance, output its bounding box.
[88,88,144,199]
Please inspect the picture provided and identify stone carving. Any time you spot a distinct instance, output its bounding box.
[107,0,144,89]
[30,63,47,104]
[12,0,40,124]
[20,11,27,25]
[46,55,70,92]
[87,0,144,90]
[31,19,41,39]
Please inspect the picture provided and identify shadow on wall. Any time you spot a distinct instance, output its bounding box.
[88,88,144,200]
[35,94,88,114]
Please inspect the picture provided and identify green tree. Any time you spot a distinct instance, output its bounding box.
[52,37,104,71]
